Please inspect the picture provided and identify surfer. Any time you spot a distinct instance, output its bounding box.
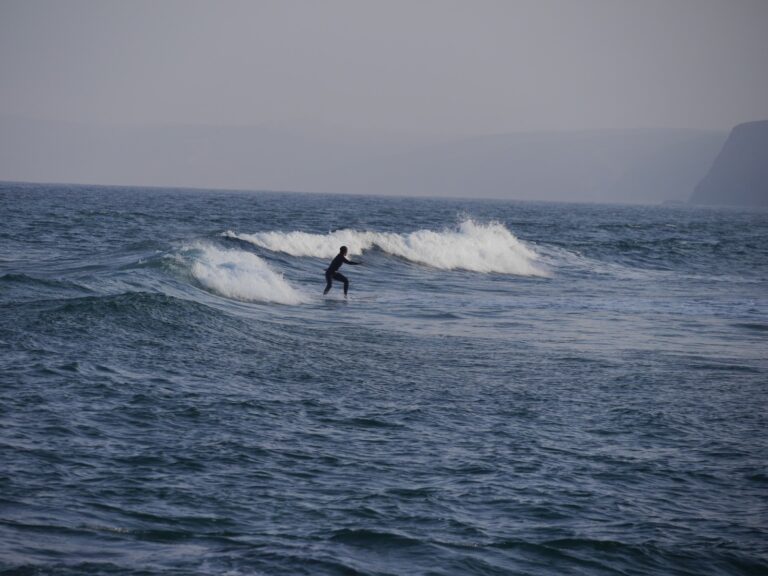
[323,246,361,297]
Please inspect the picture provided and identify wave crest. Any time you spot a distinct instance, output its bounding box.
[176,243,307,305]
[224,220,547,276]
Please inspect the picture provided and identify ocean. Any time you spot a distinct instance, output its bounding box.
[1,181,766,575]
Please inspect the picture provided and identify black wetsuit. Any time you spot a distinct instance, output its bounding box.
[324,253,359,296]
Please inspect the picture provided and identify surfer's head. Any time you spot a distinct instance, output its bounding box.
[340,246,348,255]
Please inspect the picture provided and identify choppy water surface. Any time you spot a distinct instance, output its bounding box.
[1,182,767,575]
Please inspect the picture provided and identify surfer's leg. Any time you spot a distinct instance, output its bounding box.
[323,272,333,294]
[334,272,349,296]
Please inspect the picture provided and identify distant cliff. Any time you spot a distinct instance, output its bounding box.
[691,121,768,206]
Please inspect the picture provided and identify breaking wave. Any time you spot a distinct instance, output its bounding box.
[224,220,548,276]
[174,243,307,305]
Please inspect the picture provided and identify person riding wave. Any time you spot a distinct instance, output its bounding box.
[323,245,361,297]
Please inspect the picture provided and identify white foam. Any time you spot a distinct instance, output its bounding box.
[224,229,374,259]
[181,243,307,305]
[224,220,548,276]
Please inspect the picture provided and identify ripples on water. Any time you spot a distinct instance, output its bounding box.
[1,183,767,575]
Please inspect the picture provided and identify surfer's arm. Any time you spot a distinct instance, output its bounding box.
[343,257,361,265]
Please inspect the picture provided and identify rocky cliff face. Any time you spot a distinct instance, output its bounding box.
[691,121,768,206]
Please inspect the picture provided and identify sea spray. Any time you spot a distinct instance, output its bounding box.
[177,243,307,304]
[224,219,548,276]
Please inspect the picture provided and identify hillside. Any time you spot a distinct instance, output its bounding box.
[691,121,768,206]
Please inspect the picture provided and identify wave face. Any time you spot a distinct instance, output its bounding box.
[176,243,307,304]
[225,219,548,276]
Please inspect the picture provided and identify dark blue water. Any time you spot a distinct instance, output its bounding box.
[2,182,767,575]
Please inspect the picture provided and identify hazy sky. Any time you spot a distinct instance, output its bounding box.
[1,0,767,135]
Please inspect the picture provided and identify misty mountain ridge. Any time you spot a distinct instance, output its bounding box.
[691,120,768,206]
[0,116,725,203]
[334,129,725,203]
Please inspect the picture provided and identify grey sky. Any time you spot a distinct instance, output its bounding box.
[1,0,767,135]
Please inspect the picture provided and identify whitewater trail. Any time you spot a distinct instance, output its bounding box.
[224,219,549,277]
